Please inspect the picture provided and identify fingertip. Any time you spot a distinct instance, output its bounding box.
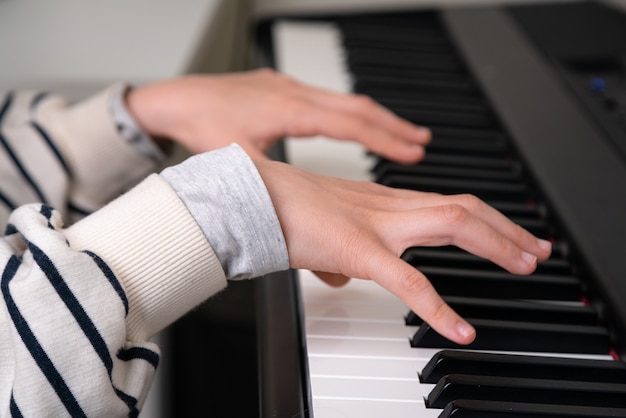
[415,126,432,144]
[386,143,426,164]
[537,238,552,260]
[455,320,476,345]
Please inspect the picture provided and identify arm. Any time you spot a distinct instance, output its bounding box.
[1,143,550,416]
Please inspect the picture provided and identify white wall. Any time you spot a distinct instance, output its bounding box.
[0,0,243,98]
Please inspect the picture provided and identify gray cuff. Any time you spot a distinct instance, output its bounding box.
[160,144,289,280]
[109,82,166,163]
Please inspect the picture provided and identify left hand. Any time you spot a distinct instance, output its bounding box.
[125,68,431,162]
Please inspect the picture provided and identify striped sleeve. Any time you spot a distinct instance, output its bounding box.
[0,86,161,229]
[0,172,227,417]
[0,204,157,417]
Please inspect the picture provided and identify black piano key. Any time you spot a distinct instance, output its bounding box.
[438,399,626,418]
[380,175,528,201]
[426,374,626,409]
[403,248,570,275]
[406,296,598,327]
[420,350,626,384]
[393,107,494,128]
[408,266,582,301]
[427,137,508,157]
[347,48,464,72]
[486,200,545,219]
[396,153,517,171]
[340,22,450,50]
[355,75,479,97]
[352,67,475,89]
[411,319,610,354]
[377,163,522,182]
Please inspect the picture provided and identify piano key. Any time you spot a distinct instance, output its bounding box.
[439,399,626,418]
[406,296,598,326]
[312,398,436,418]
[402,248,571,275]
[340,22,449,50]
[408,266,582,301]
[425,374,626,408]
[379,153,518,171]
[380,174,528,201]
[347,48,463,73]
[376,163,522,182]
[354,71,478,99]
[393,107,494,128]
[420,350,626,383]
[411,319,611,354]
[355,75,481,98]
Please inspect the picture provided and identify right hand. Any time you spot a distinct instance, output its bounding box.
[254,158,552,345]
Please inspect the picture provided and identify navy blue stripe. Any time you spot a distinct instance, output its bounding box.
[0,91,12,122]
[40,204,55,229]
[0,190,16,212]
[114,388,139,418]
[0,93,18,212]
[30,91,50,111]
[0,131,48,204]
[28,243,114,376]
[117,347,160,369]
[30,121,72,177]
[2,255,87,418]
[10,392,24,418]
[83,250,129,316]
[4,223,17,237]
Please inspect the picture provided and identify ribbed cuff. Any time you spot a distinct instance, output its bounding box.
[64,174,227,341]
[161,144,289,281]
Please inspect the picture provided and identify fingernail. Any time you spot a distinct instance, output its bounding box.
[457,320,475,340]
[522,251,537,266]
[538,238,552,252]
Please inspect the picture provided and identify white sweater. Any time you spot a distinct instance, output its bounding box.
[0,85,288,417]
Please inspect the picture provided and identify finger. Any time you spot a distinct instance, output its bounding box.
[365,249,475,345]
[303,88,432,146]
[382,204,544,275]
[313,271,351,287]
[362,192,552,261]
[284,102,427,163]
[442,194,552,261]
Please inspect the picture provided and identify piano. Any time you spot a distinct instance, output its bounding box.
[254,1,626,417]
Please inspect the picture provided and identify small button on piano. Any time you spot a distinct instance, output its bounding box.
[255,2,626,417]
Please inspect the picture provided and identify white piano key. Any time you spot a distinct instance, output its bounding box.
[308,355,428,380]
[310,375,425,401]
[312,398,439,418]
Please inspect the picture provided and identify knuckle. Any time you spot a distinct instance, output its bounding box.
[437,203,472,226]
[352,94,376,110]
[454,193,483,212]
[398,269,432,297]
[428,299,453,325]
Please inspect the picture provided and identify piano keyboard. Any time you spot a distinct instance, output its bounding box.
[272,6,626,418]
